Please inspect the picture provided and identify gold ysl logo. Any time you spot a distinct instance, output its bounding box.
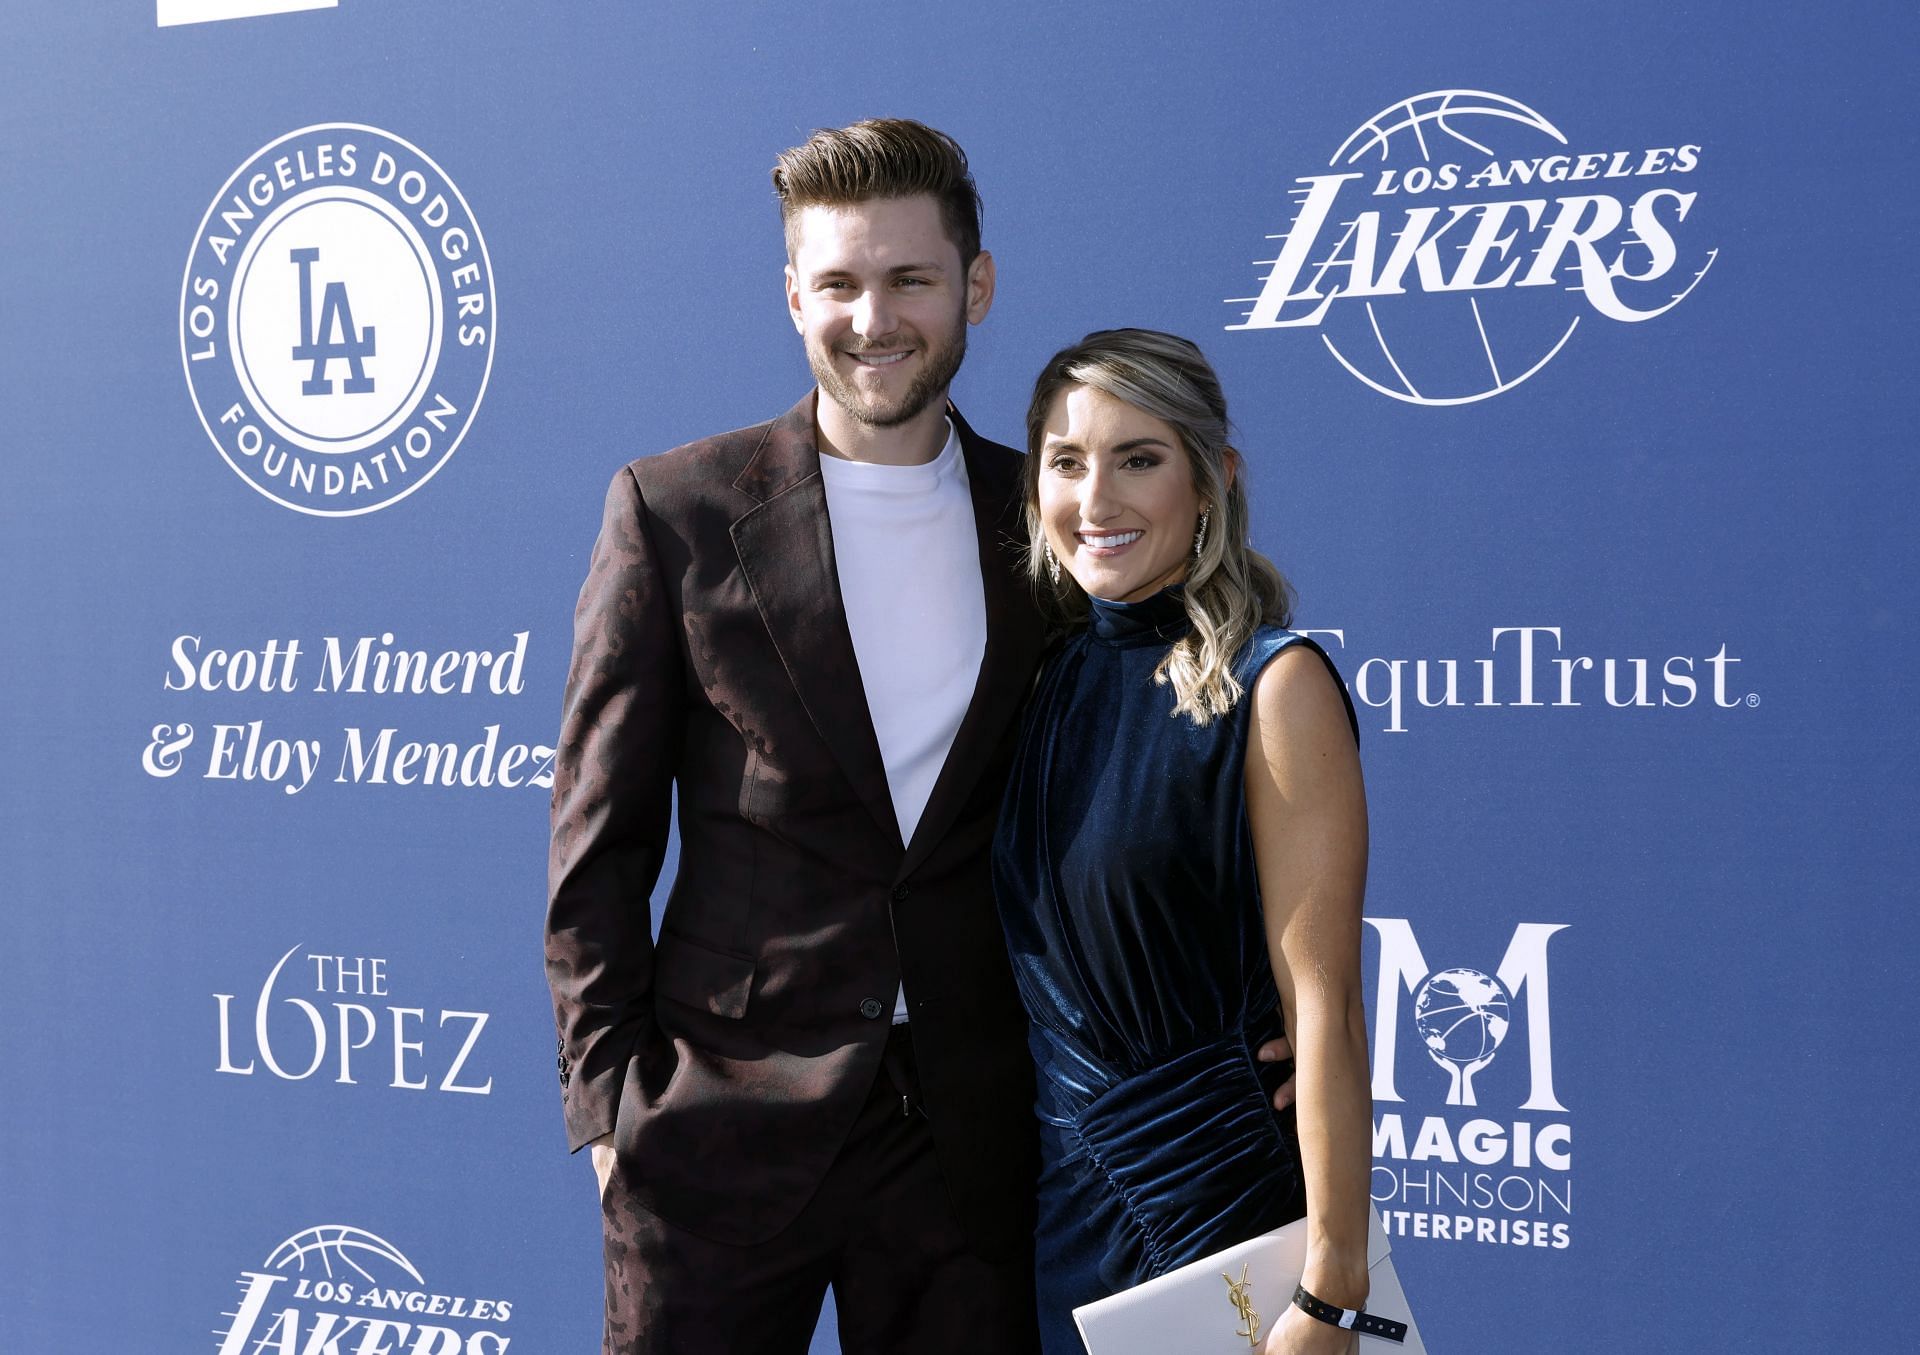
[1223,1264,1261,1348]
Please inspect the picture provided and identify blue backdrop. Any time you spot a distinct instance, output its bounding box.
[3,3,1914,1351]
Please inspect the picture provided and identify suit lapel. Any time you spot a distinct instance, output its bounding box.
[900,405,1047,879]
[730,394,902,851]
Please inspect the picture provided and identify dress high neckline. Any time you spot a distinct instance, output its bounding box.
[1087,585,1193,647]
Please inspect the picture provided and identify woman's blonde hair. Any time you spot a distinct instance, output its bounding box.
[1023,328,1294,725]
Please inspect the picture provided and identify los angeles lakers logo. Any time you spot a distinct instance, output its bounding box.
[1227,91,1715,406]
[180,124,495,515]
[211,1224,516,1354]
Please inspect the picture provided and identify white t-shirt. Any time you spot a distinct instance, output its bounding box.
[818,419,987,1022]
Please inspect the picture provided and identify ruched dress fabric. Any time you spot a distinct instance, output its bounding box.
[991,587,1357,1354]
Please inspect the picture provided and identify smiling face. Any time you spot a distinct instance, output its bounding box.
[785,195,993,431]
[1037,383,1208,603]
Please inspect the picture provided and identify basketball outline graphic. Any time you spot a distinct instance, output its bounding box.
[1325,91,1580,406]
[1227,89,1717,406]
[1412,966,1512,1106]
[262,1224,425,1285]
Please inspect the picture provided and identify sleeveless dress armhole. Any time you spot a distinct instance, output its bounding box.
[1234,630,1361,747]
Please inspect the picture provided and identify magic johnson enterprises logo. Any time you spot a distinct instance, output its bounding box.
[214,1224,513,1353]
[181,125,495,514]
[1365,918,1573,1251]
[1227,90,1715,405]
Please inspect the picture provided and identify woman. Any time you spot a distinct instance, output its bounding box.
[992,329,1372,1354]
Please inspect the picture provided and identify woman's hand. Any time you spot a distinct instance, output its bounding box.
[1264,1302,1358,1355]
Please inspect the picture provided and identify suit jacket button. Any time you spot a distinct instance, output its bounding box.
[891,884,911,902]
[859,998,884,1020]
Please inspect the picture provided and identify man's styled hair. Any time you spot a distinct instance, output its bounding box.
[772,118,983,266]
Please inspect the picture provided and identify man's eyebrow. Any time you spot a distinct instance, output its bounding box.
[810,261,949,280]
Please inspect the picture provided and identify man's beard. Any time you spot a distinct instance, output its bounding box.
[810,313,968,429]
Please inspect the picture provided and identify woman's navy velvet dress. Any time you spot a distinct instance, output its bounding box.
[991,588,1357,1354]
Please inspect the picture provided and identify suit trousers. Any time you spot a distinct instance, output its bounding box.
[600,1023,1041,1355]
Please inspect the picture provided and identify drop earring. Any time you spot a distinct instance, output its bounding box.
[1193,507,1211,557]
[1045,542,1061,586]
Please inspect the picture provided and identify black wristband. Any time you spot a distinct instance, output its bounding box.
[1291,1283,1407,1342]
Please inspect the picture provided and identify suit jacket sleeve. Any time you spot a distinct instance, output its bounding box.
[546,465,683,1152]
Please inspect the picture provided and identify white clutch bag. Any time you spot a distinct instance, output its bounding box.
[1071,1209,1425,1354]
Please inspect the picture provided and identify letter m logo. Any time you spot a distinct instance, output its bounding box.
[1364,918,1569,1113]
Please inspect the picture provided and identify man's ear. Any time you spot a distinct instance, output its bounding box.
[965,249,996,326]
[785,263,805,334]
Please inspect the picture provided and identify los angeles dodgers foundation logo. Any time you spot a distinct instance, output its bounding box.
[181,125,495,514]
[1365,918,1574,1250]
[1227,91,1715,405]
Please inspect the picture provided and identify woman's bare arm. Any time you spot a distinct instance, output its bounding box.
[1245,645,1371,1351]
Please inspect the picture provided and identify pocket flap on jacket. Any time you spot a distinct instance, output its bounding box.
[654,931,755,1020]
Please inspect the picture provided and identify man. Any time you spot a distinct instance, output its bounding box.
[546,119,1047,1355]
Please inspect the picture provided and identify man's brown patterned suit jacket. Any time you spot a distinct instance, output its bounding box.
[546,393,1047,1258]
